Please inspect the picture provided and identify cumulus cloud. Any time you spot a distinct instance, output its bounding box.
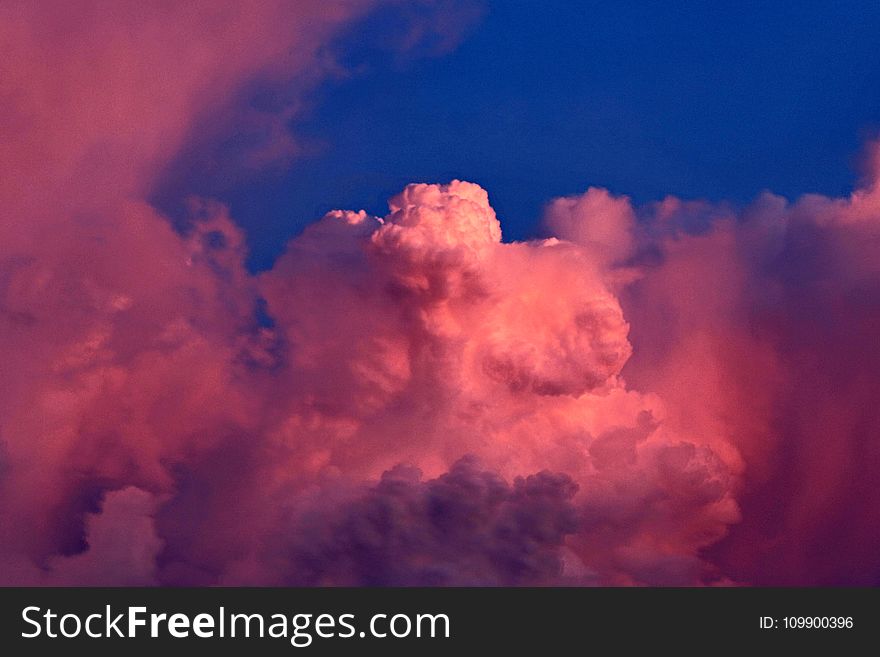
[269,457,580,586]
[546,151,880,585]
[543,187,638,268]
[2,0,879,587]
[0,169,742,586]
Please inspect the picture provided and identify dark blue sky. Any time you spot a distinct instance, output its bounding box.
[160,1,880,271]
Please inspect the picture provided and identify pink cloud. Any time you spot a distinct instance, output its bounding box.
[2,0,879,587]
[554,150,880,584]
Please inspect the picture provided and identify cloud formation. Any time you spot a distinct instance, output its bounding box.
[2,1,879,586]
[545,146,880,584]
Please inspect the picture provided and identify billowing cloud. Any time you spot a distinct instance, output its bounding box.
[548,146,880,585]
[2,1,879,587]
[271,456,581,586]
[0,172,742,586]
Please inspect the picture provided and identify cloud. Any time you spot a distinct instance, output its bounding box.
[547,151,880,585]
[542,187,637,268]
[48,487,163,586]
[0,0,383,211]
[2,0,879,587]
[271,456,580,586]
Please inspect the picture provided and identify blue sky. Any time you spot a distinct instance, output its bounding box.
[158,1,880,271]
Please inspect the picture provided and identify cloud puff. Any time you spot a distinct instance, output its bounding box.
[543,187,637,268]
[272,457,580,586]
